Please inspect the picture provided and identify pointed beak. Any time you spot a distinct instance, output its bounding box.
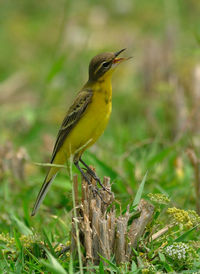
[114,48,126,57]
[113,48,132,65]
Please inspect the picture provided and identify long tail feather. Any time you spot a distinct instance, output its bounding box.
[31,173,57,216]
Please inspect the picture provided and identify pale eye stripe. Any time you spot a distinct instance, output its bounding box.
[94,63,103,75]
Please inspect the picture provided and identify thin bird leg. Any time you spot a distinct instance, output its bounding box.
[74,161,106,202]
[74,161,92,185]
[79,158,111,194]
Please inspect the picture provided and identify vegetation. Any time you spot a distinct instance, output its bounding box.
[1,0,200,272]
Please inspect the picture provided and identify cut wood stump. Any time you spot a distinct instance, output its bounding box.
[71,169,154,266]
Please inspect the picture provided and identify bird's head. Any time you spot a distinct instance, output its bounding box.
[88,48,130,82]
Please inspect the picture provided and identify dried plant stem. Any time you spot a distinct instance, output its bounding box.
[71,169,154,266]
[187,148,200,215]
[69,160,83,274]
[151,224,174,241]
[126,199,154,257]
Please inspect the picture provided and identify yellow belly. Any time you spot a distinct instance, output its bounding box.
[54,82,112,164]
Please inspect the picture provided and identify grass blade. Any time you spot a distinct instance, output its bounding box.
[11,215,33,236]
[98,254,118,272]
[42,229,57,257]
[40,249,67,274]
[132,172,148,208]
[174,225,198,242]
[99,260,104,273]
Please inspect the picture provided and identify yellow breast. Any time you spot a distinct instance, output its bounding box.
[55,77,112,163]
[85,79,112,142]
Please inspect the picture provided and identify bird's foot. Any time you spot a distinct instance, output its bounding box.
[94,176,112,195]
[79,158,112,195]
[88,184,108,205]
[86,168,112,195]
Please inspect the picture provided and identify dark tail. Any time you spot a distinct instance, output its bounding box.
[31,173,57,216]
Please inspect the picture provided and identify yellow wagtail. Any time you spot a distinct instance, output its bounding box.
[31,49,130,216]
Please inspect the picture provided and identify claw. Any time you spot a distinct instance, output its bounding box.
[79,158,112,194]
[88,185,108,204]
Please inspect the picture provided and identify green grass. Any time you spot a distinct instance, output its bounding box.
[1,0,200,272]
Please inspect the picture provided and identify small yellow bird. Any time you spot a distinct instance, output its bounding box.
[31,49,129,216]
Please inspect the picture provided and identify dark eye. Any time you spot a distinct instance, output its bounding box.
[102,61,111,68]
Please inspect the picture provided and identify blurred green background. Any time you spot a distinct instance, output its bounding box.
[1,0,200,271]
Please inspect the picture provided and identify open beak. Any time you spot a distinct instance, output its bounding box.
[115,48,126,57]
[113,48,132,65]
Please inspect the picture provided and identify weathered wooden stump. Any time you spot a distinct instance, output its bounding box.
[71,170,154,266]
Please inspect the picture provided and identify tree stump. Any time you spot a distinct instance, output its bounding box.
[71,170,154,266]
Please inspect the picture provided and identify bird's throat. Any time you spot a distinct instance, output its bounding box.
[86,73,113,104]
[97,75,112,103]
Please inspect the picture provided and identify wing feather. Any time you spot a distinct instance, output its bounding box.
[50,89,93,162]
